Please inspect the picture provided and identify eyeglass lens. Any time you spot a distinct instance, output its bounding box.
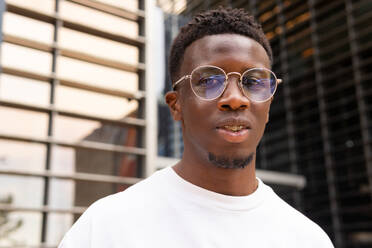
[191,66,226,99]
[241,69,276,102]
[191,66,276,101]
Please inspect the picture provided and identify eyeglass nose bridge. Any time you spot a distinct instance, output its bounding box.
[226,71,242,80]
[224,71,246,96]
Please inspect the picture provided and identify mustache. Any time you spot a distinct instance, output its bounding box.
[215,116,252,128]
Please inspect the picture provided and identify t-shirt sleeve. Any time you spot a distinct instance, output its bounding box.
[58,206,93,248]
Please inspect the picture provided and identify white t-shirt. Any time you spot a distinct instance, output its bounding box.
[59,167,334,248]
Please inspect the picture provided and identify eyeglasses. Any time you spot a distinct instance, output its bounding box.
[173,65,282,102]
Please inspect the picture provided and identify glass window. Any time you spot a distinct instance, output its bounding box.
[50,146,76,173]
[52,147,137,208]
[0,74,50,107]
[46,213,73,245]
[55,86,138,119]
[53,116,101,143]
[74,180,127,207]
[59,2,138,38]
[6,0,55,15]
[0,140,46,172]
[53,116,139,147]
[0,175,43,208]
[51,136,139,176]
[74,148,137,177]
[0,107,48,139]
[1,43,52,75]
[0,212,42,246]
[3,12,54,44]
[56,56,138,93]
[48,179,75,209]
[95,0,138,11]
[58,27,139,65]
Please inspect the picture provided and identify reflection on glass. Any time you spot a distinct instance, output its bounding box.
[73,146,137,206]
[3,12,54,44]
[0,183,42,247]
[53,116,101,143]
[56,56,138,93]
[53,116,139,148]
[0,212,42,246]
[95,0,138,11]
[46,213,73,246]
[51,146,137,207]
[51,146,76,173]
[51,124,138,207]
[73,124,138,201]
[55,86,138,119]
[75,151,126,206]
[0,175,43,208]
[6,0,55,15]
[0,74,50,107]
[52,144,137,177]
[1,43,52,75]
[59,28,139,66]
[0,140,45,172]
[60,2,138,38]
[74,181,127,208]
[48,179,74,209]
[0,107,48,138]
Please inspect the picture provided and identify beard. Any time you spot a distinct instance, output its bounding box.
[208,152,254,169]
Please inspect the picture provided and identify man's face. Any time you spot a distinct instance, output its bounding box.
[167,34,272,168]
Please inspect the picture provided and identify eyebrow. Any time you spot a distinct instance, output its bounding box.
[242,62,271,70]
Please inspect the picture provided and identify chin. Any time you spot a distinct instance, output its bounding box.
[208,151,254,169]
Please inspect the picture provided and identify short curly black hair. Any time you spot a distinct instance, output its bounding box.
[169,7,273,84]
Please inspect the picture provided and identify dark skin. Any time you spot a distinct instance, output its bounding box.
[165,34,272,196]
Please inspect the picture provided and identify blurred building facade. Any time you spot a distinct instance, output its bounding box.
[0,0,157,246]
[171,0,372,247]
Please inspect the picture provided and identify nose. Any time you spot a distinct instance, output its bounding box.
[217,76,250,111]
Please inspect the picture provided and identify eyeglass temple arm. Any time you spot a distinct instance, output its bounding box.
[277,78,282,84]
[173,75,190,90]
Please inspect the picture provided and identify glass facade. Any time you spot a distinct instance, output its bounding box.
[0,0,148,246]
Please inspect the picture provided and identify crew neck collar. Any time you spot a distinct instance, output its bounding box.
[163,166,269,211]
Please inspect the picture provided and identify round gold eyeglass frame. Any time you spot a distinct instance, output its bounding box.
[172,65,282,103]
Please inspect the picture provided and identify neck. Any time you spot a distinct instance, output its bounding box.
[173,148,258,196]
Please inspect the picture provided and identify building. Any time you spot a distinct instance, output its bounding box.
[0,0,157,245]
[173,1,372,247]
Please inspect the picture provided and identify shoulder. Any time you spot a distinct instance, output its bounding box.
[59,168,171,247]
[90,167,170,214]
[262,184,334,247]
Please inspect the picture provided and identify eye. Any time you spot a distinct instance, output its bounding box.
[242,77,261,87]
[197,75,224,88]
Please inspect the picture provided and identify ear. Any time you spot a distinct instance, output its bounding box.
[165,91,182,121]
[266,97,274,124]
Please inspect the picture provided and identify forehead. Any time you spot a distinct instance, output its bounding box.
[181,34,271,73]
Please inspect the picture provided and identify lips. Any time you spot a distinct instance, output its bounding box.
[215,119,251,143]
[221,125,247,132]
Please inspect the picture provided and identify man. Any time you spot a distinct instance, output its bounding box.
[59,7,334,247]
